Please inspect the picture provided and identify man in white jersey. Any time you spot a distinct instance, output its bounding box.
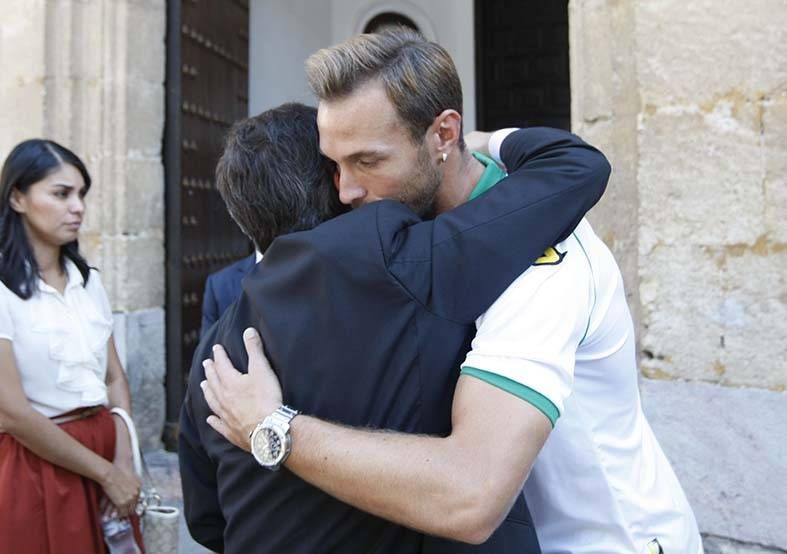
[201,30,702,553]
[462,143,702,550]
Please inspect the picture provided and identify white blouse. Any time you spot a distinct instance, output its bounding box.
[0,260,113,417]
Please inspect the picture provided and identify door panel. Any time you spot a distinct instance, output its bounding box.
[165,0,250,445]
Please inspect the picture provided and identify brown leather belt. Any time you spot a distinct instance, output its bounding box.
[50,405,104,425]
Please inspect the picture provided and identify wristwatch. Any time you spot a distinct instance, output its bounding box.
[249,405,299,470]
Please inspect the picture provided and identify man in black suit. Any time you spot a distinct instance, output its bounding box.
[200,253,258,338]
[179,98,609,552]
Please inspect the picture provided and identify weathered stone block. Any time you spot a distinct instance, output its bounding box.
[80,154,110,236]
[763,94,787,243]
[97,234,164,311]
[122,157,165,234]
[126,81,165,156]
[639,243,726,381]
[126,2,166,85]
[0,1,46,158]
[640,379,787,549]
[711,246,787,389]
[577,117,641,332]
[95,150,130,236]
[122,236,166,311]
[638,106,764,247]
[68,1,104,82]
[569,0,614,123]
[80,231,105,276]
[635,0,787,105]
[114,308,166,450]
[89,233,121,306]
[67,77,105,161]
[0,80,46,159]
[641,239,787,388]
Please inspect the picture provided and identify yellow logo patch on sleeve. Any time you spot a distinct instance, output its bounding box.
[534,247,566,266]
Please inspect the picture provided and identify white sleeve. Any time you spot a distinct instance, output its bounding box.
[488,128,519,165]
[461,248,592,418]
[0,284,15,341]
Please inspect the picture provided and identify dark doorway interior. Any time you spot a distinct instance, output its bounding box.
[475,1,570,131]
[364,12,420,34]
[164,0,251,447]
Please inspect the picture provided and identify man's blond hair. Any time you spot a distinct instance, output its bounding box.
[306,27,464,146]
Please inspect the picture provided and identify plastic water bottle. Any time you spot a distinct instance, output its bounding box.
[102,516,141,554]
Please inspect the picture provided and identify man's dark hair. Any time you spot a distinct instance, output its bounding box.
[215,103,347,252]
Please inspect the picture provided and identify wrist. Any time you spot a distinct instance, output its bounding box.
[94,458,115,487]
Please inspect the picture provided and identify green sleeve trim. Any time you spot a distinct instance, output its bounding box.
[461,366,560,427]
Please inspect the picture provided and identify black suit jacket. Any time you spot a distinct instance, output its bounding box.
[179,128,611,554]
[201,254,257,339]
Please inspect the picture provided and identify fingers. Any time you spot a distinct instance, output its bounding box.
[206,414,230,438]
[100,496,113,519]
[201,377,224,420]
[116,502,132,518]
[209,343,235,383]
[243,327,270,377]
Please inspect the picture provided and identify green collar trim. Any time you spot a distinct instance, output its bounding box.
[469,151,507,201]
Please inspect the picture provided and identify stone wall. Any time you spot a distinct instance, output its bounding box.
[570,1,787,551]
[0,0,167,449]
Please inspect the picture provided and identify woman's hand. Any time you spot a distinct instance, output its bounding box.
[100,463,140,517]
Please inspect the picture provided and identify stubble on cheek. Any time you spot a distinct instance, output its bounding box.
[400,147,441,219]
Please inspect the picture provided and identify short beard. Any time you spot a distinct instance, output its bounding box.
[399,142,442,219]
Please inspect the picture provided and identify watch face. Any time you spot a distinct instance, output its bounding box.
[252,426,284,466]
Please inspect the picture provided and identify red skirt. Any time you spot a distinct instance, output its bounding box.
[0,407,144,553]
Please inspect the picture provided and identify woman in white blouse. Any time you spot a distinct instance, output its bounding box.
[0,139,144,553]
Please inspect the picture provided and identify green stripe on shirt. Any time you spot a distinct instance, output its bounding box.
[461,366,560,427]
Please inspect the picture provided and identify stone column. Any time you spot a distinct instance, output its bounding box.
[570,1,787,551]
[569,0,641,330]
[0,0,167,450]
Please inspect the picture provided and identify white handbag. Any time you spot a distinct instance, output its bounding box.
[111,408,181,554]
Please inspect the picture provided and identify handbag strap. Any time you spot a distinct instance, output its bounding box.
[110,407,161,512]
[110,407,142,476]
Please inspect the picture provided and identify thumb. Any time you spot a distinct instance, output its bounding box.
[243,327,270,377]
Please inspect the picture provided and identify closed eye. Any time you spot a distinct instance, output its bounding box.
[357,158,380,168]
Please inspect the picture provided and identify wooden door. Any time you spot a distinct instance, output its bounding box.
[164,0,250,445]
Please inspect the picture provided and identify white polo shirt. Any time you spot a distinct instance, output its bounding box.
[0,260,113,417]
[461,132,702,553]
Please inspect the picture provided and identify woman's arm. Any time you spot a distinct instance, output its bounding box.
[0,339,139,515]
[106,336,132,412]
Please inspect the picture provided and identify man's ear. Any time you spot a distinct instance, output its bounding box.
[430,109,462,153]
[8,189,26,214]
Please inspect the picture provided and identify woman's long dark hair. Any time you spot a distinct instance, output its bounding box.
[0,139,93,299]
